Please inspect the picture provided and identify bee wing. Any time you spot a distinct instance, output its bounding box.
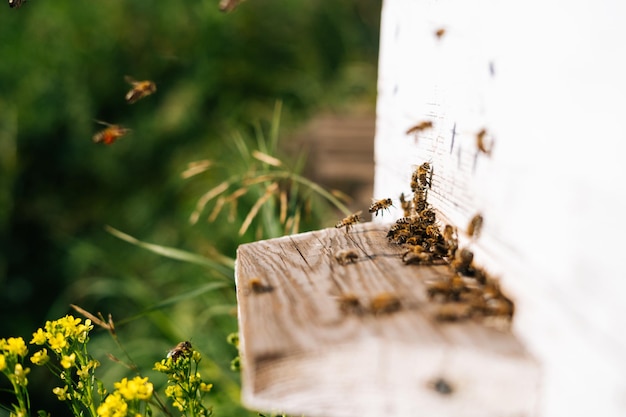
[94,119,114,127]
[124,75,138,85]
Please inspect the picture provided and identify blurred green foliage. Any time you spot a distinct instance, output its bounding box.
[0,0,380,415]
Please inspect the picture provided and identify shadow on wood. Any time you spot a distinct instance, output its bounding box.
[235,222,540,417]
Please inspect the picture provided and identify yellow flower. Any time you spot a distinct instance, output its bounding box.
[60,353,76,369]
[2,337,28,357]
[0,354,6,371]
[53,386,69,401]
[47,333,67,353]
[13,363,30,386]
[56,315,81,337]
[30,328,47,345]
[75,319,93,343]
[97,392,128,417]
[31,348,50,366]
[114,376,153,401]
[153,360,169,372]
[200,382,213,392]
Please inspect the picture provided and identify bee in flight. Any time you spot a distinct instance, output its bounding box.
[369,198,393,217]
[335,211,362,233]
[124,76,157,104]
[8,0,26,8]
[406,120,433,135]
[167,341,192,362]
[476,128,493,156]
[92,121,131,145]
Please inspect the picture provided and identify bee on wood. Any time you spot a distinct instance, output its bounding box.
[337,294,364,315]
[426,274,466,301]
[248,277,274,294]
[370,292,402,315]
[434,28,446,39]
[124,76,157,104]
[406,120,433,135]
[168,341,192,362]
[451,248,474,276]
[443,224,458,258]
[334,249,359,265]
[92,121,131,145]
[433,302,473,322]
[335,211,362,232]
[369,198,393,217]
[467,214,483,239]
[8,0,26,8]
[476,128,493,156]
[402,244,433,265]
[399,193,413,217]
[417,162,433,189]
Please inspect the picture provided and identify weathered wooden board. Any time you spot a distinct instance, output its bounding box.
[236,222,539,417]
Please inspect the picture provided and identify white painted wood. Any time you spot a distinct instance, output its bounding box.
[373,1,626,416]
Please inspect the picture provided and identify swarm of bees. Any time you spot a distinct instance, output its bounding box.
[385,162,514,327]
[167,340,193,362]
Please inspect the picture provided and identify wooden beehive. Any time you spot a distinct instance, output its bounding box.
[235,0,626,416]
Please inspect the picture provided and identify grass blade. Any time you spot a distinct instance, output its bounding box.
[105,225,234,279]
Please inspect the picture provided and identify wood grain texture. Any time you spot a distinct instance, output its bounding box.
[236,222,539,417]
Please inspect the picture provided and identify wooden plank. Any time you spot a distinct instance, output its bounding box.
[235,222,539,417]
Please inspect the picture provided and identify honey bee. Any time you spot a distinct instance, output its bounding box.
[92,121,131,145]
[337,294,364,315]
[334,249,359,265]
[124,76,157,104]
[335,211,362,232]
[443,224,458,258]
[167,341,192,362]
[433,302,473,322]
[402,244,432,265]
[417,162,433,188]
[406,120,434,135]
[467,214,483,239]
[369,198,393,217]
[434,28,446,39]
[370,292,401,315]
[248,277,274,294]
[425,274,466,301]
[476,128,493,156]
[399,193,413,217]
[413,187,428,212]
[451,248,474,275]
[428,377,453,395]
[8,0,26,8]
[484,297,514,318]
